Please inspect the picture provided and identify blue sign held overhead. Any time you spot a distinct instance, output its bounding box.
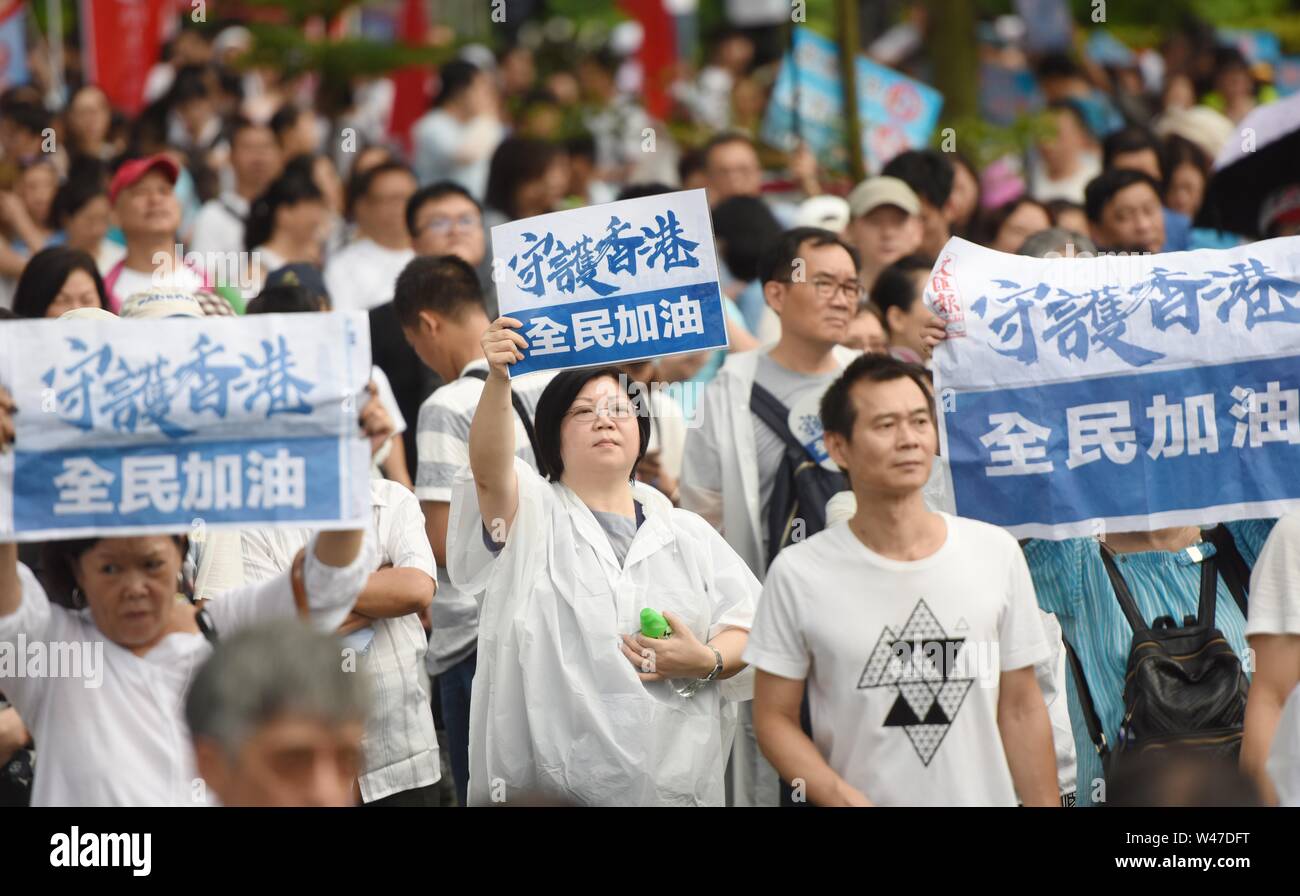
[491,189,729,377]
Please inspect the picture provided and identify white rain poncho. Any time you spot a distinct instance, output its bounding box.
[447,457,759,806]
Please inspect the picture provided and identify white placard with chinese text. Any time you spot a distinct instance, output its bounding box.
[0,313,373,541]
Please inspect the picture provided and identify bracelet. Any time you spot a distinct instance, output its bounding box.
[674,645,724,699]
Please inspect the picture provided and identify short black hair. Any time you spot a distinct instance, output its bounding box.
[1044,197,1085,224]
[345,159,415,220]
[247,285,326,315]
[12,247,108,319]
[871,254,932,331]
[677,147,706,185]
[166,64,211,106]
[405,180,480,238]
[392,254,484,330]
[881,149,954,209]
[711,195,783,282]
[432,59,482,108]
[820,353,936,445]
[4,100,50,135]
[564,131,597,162]
[229,115,271,147]
[42,535,187,608]
[1084,168,1162,223]
[757,227,860,285]
[484,136,562,220]
[1034,52,1085,83]
[976,197,1050,248]
[1161,134,1210,199]
[616,182,673,202]
[1045,98,1094,141]
[532,367,651,482]
[269,103,307,140]
[1102,127,1161,172]
[244,157,324,251]
[701,131,756,168]
[51,168,109,227]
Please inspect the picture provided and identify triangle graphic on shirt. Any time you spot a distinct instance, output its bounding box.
[954,616,970,632]
[883,695,922,727]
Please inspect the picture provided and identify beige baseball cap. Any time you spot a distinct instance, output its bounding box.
[847,176,921,219]
[119,289,205,320]
[58,307,118,321]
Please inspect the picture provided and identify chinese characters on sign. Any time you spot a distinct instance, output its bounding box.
[42,333,315,439]
[931,236,1300,538]
[971,257,1300,369]
[492,189,728,376]
[52,449,308,517]
[0,314,373,541]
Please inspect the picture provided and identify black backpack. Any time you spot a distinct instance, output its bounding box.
[1064,525,1252,777]
[464,368,541,458]
[749,382,847,569]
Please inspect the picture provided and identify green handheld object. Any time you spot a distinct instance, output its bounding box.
[640,608,672,639]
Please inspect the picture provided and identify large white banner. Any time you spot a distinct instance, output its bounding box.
[0,313,373,541]
[930,236,1300,539]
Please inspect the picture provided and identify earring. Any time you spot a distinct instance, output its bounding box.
[71,587,84,609]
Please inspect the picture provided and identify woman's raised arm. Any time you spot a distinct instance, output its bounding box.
[468,317,527,543]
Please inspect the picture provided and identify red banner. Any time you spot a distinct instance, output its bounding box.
[81,0,170,115]
[387,0,432,154]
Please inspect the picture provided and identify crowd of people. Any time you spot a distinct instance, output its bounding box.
[1,9,1300,808]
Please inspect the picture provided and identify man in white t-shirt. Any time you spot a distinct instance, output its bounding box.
[324,161,417,312]
[1242,512,1300,804]
[189,118,281,267]
[744,353,1058,806]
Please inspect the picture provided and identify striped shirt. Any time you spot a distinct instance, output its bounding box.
[240,479,440,803]
[414,360,554,674]
[1024,519,1276,806]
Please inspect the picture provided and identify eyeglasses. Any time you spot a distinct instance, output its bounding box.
[772,276,865,303]
[420,214,481,235]
[565,400,638,423]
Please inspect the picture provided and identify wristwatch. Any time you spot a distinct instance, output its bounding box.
[676,645,724,699]
[702,645,724,682]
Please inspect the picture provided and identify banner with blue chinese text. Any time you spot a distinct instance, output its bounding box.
[490,188,728,376]
[929,236,1300,539]
[0,313,374,541]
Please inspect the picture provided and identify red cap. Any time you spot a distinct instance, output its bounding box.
[109,154,180,204]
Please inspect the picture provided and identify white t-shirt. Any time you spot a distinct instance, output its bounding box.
[743,514,1050,807]
[109,263,205,311]
[323,238,415,313]
[1247,512,1300,636]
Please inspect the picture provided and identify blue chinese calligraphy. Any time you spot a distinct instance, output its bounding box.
[506,210,701,299]
[41,334,319,439]
[971,258,1300,369]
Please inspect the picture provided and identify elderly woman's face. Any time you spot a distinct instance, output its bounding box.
[75,537,184,648]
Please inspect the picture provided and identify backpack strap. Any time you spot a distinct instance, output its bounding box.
[463,368,541,459]
[1205,524,1250,618]
[1098,544,1151,634]
[749,381,805,458]
[1062,637,1110,762]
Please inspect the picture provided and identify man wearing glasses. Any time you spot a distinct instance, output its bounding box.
[680,227,865,805]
